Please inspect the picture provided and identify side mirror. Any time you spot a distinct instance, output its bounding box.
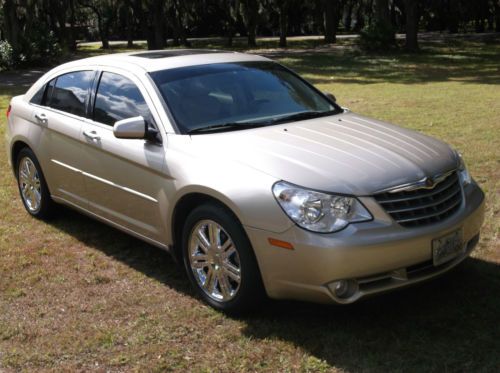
[113,116,146,139]
[324,92,337,103]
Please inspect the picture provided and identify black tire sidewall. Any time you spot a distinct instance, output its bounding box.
[181,202,264,314]
[16,148,54,219]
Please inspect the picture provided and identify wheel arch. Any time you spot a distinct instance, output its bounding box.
[170,191,246,263]
[11,139,33,174]
[10,140,54,197]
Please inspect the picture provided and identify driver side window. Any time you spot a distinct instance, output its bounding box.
[93,72,152,126]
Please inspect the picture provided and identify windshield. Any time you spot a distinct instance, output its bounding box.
[149,61,341,134]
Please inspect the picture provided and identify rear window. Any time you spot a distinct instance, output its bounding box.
[47,71,94,117]
[30,85,46,105]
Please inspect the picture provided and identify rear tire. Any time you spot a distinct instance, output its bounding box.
[182,202,265,314]
[16,148,56,219]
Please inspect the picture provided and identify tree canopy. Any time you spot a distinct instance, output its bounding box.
[1,0,499,67]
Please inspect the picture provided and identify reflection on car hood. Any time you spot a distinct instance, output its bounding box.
[189,112,458,195]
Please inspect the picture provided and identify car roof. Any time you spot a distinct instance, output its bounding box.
[57,49,272,74]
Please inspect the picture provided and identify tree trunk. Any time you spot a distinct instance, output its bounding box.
[152,0,165,49]
[324,0,339,43]
[97,12,110,49]
[80,3,110,49]
[495,1,500,32]
[354,2,365,31]
[366,0,374,26]
[100,27,110,49]
[68,0,77,51]
[375,0,390,25]
[131,0,149,48]
[177,16,190,47]
[344,0,353,31]
[145,22,155,50]
[126,6,134,48]
[224,0,237,47]
[172,0,190,47]
[475,18,485,33]
[166,4,179,47]
[390,0,397,29]
[279,0,287,48]
[404,0,418,51]
[2,0,21,52]
[447,0,459,33]
[243,0,258,47]
[53,4,70,50]
[226,16,234,47]
[373,0,395,45]
[225,16,234,47]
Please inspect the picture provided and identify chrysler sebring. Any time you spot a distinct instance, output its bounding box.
[5,50,485,313]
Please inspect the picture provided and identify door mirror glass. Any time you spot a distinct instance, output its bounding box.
[113,116,146,139]
[324,92,336,103]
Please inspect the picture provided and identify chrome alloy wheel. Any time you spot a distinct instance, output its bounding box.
[18,157,42,213]
[188,220,242,302]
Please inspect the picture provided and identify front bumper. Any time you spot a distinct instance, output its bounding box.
[245,181,485,304]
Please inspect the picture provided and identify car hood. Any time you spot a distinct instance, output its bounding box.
[188,112,458,195]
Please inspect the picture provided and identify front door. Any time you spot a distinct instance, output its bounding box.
[78,70,168,243]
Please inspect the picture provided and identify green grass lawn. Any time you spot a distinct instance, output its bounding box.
[0,37,499,372]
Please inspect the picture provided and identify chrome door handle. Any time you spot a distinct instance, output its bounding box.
[34,112,47,124]
[83,130,101,141]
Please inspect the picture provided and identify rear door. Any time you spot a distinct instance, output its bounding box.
[31,70,96,208]
[79,69,167,242]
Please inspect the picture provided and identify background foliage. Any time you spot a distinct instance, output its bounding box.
[1,0,500,68]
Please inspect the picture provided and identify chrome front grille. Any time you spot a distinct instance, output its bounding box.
[374,171,463,228]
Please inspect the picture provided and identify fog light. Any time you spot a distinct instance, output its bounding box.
[331,279,358,299]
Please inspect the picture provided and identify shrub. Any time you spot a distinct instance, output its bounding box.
[26,30,63,66]
[0,28,62,70]
[0,40,15,70]
[359,22,396,51]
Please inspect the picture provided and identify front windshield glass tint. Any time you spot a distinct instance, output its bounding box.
[150,62,339,133]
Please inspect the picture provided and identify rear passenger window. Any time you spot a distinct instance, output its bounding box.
[93,72,152,126]
[48,71,94,117]
[30,85,46,105]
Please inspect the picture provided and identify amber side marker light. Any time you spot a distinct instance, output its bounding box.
[268,238,294,250]
[6,104,11,118]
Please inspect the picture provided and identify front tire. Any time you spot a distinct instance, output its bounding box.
[182,202,265,314]
[16,148,56,219]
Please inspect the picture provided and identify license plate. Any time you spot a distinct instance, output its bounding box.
[432,229,463,266]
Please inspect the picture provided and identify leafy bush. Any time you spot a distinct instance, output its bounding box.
[0,27,62,70]
[25,30,63,66]
[0,40,15,70]
[359,22,396,51]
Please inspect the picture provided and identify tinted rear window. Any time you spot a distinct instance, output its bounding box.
[30,85,46,105]
[48,71,94,117]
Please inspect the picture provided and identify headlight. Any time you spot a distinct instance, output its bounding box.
[272,181,372,233]
[457,152,471,185]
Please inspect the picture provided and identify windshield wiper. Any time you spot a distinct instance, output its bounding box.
[186,110,338,134]
[266,110,338,125]
[187,122,267,134]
